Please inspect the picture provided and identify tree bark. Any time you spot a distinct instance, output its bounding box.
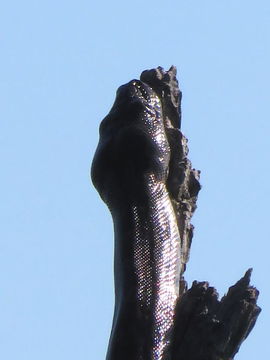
[140,66,261,360]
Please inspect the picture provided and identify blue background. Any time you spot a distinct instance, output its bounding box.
[1,1,269,359]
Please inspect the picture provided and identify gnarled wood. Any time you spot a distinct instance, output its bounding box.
[141,66,261,360]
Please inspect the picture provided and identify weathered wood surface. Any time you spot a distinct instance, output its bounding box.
[141,66,261,360]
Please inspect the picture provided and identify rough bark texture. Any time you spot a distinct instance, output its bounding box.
[140,66,261,360]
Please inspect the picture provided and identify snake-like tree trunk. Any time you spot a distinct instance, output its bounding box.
[91,66,261,360]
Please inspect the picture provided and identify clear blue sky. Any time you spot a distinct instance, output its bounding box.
[1,1,269,359]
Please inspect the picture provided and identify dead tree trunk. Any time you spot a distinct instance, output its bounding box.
[141,66,261,360]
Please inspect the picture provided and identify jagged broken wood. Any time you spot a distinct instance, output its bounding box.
[141,66,261,360]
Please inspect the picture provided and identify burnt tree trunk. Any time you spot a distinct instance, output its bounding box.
[140,66,261,360]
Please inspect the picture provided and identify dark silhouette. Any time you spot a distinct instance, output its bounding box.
[91,66,260,360]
